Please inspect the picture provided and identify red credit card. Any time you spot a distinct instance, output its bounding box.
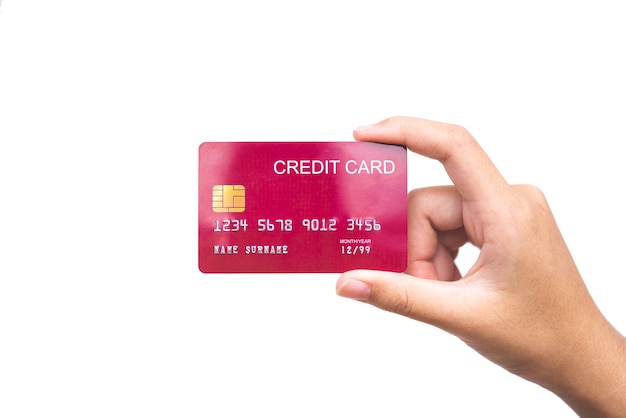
[198,142,407,273]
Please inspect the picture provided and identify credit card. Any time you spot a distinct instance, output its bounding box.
[198,142,407,273]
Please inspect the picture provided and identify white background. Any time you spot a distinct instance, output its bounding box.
[1,1,624,417]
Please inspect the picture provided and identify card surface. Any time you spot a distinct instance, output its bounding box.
[198,142,407,273]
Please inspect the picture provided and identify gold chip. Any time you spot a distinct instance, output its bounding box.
[212,185,246,212]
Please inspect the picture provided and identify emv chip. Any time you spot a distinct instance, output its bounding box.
[213,185,246,213]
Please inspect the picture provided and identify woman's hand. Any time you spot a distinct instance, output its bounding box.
[336,116,626,417]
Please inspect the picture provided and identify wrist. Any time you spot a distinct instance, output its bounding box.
[541,315,626,417]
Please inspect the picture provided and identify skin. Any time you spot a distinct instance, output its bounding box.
[336,116,626,417]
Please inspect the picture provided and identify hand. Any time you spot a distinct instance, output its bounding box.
[336,116,626,417]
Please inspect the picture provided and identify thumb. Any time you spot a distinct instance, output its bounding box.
[336,269,470,329]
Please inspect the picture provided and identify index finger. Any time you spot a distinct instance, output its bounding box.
[354,116,509,203]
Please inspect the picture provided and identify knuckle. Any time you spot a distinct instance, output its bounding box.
[514,184,550,212]
[408,187,428,205]
[504,185,554,237]
[440,124,477,164]
[447,124,475,146]
[520,184,548,204]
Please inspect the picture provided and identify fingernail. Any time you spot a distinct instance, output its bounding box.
[336,279,371,301]
[354,123,376,131]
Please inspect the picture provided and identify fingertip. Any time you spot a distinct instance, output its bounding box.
[354,123,377,131]
[336,278,371,301]
[336,270,372,300]
[352,123,379,142]
[353,116,409,144]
